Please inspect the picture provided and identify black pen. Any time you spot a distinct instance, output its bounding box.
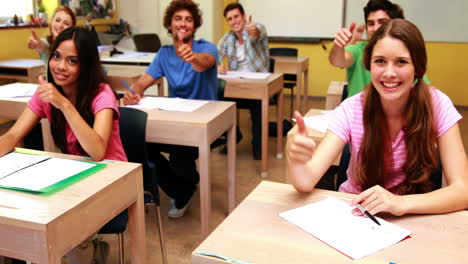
[356,204,381,226]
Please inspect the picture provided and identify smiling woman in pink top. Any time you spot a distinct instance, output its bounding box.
[287,19,468,217]
[0,27,126,162]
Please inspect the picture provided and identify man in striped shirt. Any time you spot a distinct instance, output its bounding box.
[217,2,269,160]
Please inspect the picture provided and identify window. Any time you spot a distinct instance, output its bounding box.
[0,0,35,20]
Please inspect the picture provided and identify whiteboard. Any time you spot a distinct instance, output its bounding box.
[239,0,344,40]
[345,0,468,43]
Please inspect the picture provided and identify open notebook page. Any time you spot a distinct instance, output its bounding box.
[0,83,38,98]
[218,71,271,79]
[126,97,208,112]
[280,197,411,260]
[0,152,50,179]
[0,157,95,191]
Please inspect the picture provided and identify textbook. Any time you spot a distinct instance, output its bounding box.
[0,152,105,193]
[280,197,411,260]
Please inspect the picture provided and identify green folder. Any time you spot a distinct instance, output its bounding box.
[0,151,107,195]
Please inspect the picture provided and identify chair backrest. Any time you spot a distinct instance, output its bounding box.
[118,107,148,163]
[269,57,275,73]
[269,48,297,83]
[269,47,298,57]
[118,107,160,204]
[133,33,162,53]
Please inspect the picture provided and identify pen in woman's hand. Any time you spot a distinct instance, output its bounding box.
[356,204,381,226]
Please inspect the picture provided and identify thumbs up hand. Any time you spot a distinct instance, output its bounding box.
[333,22,356,48]
[286,111,317,165]
[176,32,195,63]
[245,14,258,38]
[37,75,67,110]
[28,29,47,53]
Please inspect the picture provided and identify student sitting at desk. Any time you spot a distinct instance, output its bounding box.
[2,27,126,263]
[123,0,218,218]
[287,19,468,216]
[27,6,76,63]
[217,3,269,160]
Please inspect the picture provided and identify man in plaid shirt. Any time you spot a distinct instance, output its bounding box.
[217,2,269,160]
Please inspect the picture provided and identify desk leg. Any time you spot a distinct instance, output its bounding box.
[127,170,146,264]
[301,68,309,113]
[227,122,236,213]
[295,68,303,114]
[199,140,211,237]
[276,88,284,160]
[261,97,269,178]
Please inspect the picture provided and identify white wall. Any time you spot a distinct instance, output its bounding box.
[117,0,160,37]
[118,0,221,46]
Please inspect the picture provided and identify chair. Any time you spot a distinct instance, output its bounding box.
[269,48,298,120]
[100,107,167,264]
[133,33,162,53]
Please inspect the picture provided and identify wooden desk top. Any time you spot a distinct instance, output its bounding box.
[0,59,45,69]
[223,73,283,100]
[193,181,468,264]
[101,51,156,65]
[0,148,145,262]
[270,56,308,64]
[0,150,140,225]
[142,100,236,146]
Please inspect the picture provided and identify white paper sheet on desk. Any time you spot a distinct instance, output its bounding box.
[302,110,334,133]
[126,97,208,112]
[218,71,270,79]
[0,83,37,98]
[0,157,95,191]
[279,197,411,260]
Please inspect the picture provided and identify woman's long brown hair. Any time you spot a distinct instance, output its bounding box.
[359,19,438,194]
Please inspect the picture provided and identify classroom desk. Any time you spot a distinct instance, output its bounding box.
[0,96,29,120]
[270,56,309,113]
[100,50,156,66]
[105,64,164,96]
[101,51,164,96]
[0,59,45,83]
[223,73,284,178]
[192,180,468,264]
[0,148,146,263]
[128,101,237,237]
[325,80,346,110]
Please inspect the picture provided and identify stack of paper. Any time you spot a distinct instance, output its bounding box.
[126,97,208,112]
[0,83,38,98]
[218,71,271,80]
[280,197,411,260]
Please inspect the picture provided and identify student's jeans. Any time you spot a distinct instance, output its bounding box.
[147,143,199,208]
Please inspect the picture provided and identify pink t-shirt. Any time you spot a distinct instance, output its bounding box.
[27,83,127,162]
[328,88,462,194]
